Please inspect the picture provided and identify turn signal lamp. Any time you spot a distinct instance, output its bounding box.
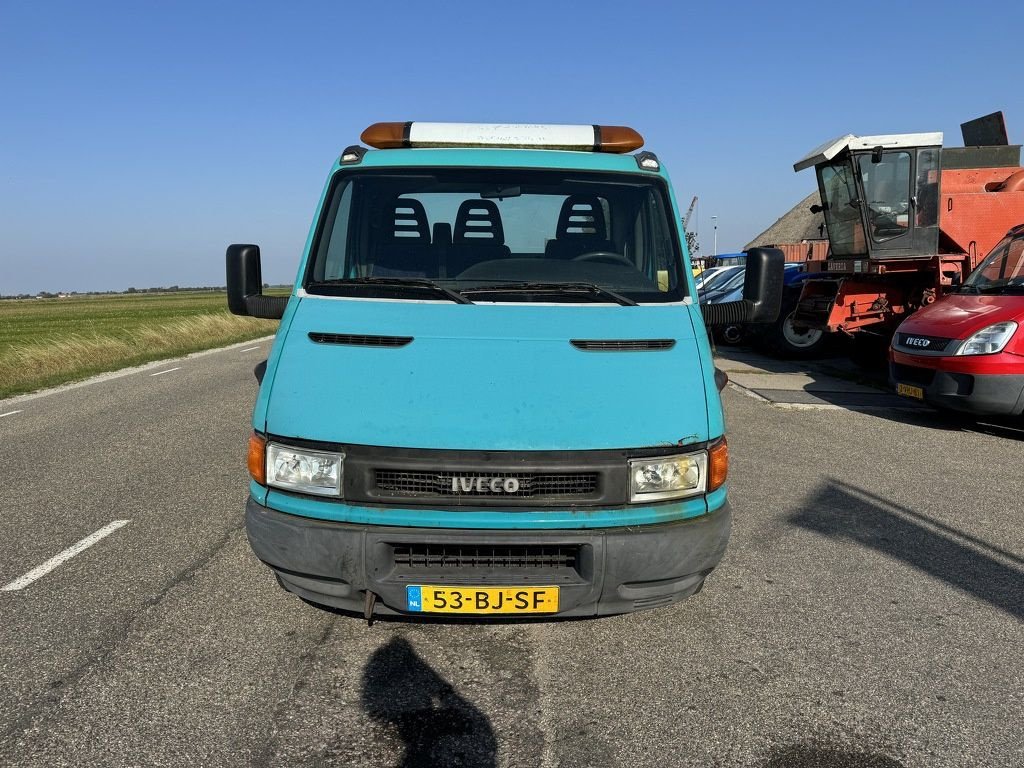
[360,122,644,153]
[708,438,728,492]
[248,433,267,485]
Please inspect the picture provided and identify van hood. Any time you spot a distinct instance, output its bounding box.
[262,297,711,451]
[898,293,1024,339]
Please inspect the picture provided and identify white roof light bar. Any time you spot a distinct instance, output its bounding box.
[361,122,644,153]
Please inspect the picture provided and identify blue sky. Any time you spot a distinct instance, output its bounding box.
[1,0,1021,294]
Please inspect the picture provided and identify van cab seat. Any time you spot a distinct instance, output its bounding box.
[372,198,438,277]
[544,194,615,260]
[448,200,511,277]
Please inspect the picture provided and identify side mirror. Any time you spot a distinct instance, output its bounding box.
[226,244,288,320]
[701,247,784,327]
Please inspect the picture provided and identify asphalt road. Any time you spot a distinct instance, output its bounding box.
[0,341,1021,767]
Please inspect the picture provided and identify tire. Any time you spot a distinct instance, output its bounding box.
[716,324,745,346]
[756,288,829,359]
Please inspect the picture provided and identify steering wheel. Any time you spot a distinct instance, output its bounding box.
[572,251,635,268]
[869,200,909,215]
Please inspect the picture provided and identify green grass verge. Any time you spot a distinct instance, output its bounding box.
[0,292,280,399]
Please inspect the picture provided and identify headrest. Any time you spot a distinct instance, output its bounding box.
[556,195,607,239]
[454,200,505,245]
[390,198,430,243]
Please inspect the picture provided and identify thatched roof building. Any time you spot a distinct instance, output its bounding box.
[744,190,826,250]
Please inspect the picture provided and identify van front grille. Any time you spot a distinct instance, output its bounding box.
[374,470,599,499]
[895,333,952,352]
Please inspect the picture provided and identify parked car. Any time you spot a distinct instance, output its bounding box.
[696,266,744,297]
[890,225,1024,417]
[694,266,735,291]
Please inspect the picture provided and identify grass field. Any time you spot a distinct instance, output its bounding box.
[0,292,280,399]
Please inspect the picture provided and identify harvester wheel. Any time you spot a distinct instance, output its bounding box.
[756,288,829,359]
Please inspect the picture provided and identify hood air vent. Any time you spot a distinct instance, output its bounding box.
[308,333,413,347]
[570,339,675,351]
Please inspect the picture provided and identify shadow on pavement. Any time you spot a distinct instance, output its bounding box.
[361,637,497,768]
[719,346,1024,437]
[716,346,915,413]
[834,398,1024,439]
[764,744,904,767]
[789,478,1024,620]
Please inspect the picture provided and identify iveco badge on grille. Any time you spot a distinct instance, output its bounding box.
[451,476,521,493]
[906,337,931,347]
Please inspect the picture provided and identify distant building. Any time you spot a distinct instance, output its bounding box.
[745,190,829,263]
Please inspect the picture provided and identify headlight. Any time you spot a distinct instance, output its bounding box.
[629,451,707,502]
[955,321,1018,356]
[266,443,344,496]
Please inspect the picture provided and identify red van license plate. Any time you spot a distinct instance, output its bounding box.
[896,383,924,400]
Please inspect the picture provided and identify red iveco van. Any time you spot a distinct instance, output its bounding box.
[890,225,1024,417]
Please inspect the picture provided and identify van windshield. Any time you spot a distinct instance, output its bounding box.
[305,168,686,303]
[962,234,1024,294]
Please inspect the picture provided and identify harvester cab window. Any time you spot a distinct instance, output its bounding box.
[915,149,941,228]
[857,151,911,242]
[819,160,867,256]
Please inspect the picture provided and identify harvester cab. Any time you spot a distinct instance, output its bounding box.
[794,132,943,263]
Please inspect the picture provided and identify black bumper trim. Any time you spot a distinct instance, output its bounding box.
[890,363,1024,416]
[245,497,731,617]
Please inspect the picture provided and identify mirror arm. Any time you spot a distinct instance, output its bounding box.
[701,300,754,327]
[244,294,288,320]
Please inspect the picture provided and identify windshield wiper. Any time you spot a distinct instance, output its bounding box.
[460,281,638,307]
[980,285,1024,294]
[307,277,473,305]
[963,283,1023,295]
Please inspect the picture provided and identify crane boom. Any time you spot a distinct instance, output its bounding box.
[683,196,697,229]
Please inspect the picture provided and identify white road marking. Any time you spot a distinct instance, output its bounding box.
[0,410,22,419]
[1,520,130,592]
[240,346,261,352]
[149,367,181,377]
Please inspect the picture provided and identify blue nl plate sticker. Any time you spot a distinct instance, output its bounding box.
[406,585,423,612]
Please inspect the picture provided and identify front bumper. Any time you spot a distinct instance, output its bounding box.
[890,358,1024,416]
[245,496,732,617]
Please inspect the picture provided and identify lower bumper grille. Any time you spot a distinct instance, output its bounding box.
[893,363,936,387]
[392,544,580,570]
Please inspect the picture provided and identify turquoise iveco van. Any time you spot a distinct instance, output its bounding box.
[227,122,782,618]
